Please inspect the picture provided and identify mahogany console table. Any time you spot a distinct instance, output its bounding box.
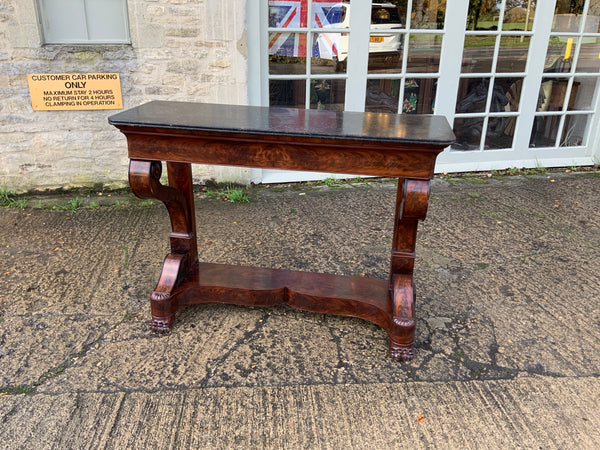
[109,101,454,361]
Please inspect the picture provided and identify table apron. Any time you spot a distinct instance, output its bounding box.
[125,133,442,179]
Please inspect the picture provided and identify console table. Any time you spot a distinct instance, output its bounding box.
[109,101,454,361]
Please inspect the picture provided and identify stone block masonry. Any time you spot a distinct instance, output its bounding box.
[1,0,249,192]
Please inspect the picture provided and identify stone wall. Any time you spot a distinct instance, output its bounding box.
[1,0,249,192]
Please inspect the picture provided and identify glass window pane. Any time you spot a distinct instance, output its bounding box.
[528,113,588,147]
[561,114,589,146]
[452,117,484,151]
[462,35,495,73]
[312,32,348,73]
[497,36,530,73]
[269,2,305,28]
[494,77,523,112]
[576,37,600,73]
[365,79,400,113]
[456,78,490,113]
[365,78,438,115]
[371,4,403,26]
[466,0,501,31]
[270,80,306,108]
[503,3,534,31]
[569,77,600,110]
[406,34,442,73]
[411,0,445,29]
[312,2,349,28]
[529,114,562,147]
[39,0,87,43]
[544,37,578,73]
[310,79,345,110]
[553,1,584,32]
[586,0,600,32]
[269,32,307,74]
[537,78,572,111]
[369,1,404,74]
[402,78,437,114]
[485,116,515,150]
[391,0,409,27]
[85,0,129,42]
[367,32,403,73]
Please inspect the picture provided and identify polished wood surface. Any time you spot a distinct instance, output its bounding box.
[110,101,454,361]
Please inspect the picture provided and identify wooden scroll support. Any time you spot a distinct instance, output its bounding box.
[388,179,430,360]
[129,159,198,332]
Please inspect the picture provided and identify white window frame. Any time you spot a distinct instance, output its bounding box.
[435,0,600,173]
[247,0,600,182]
[36,0,131,45]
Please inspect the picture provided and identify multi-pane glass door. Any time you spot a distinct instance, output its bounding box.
[265,0,448,115]
[452,1,533,151]
[251,0,600,183]
[530,0,600,149]
[364,1,444,116]
[267,0,351,111]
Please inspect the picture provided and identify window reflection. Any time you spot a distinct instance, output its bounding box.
[494,77,524,111]
[312,32,348,73]
[503,2,535,31]
[269,32,308,74]
[530,113,589,147]
[485,117,515,149]
[466,0,501,31]
[544,36,578,73]
[570,77,599,110]
[367,3,404,74]
[453,76,523,151]
[310,79,345,110]
[313,2,347,28]
[364,78,437,114]
[537,79,576,112]
[411,0,445,29]
[587,0,600,32]
[553,0,584,32]
[456,78,491,114]
[406,34,442,73]
[270,80,306,108]
[497,36,530,73]
[576,38,600,72]
[452,117,484,150]
[365,79,400,113]
[462,35,494,73]
[403,78,437,113]
[561,114,589,146]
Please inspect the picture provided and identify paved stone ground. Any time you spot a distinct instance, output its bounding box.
[1,172,599,448]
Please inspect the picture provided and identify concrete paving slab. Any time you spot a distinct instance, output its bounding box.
[0,171,599,447]
[1,378,599,448]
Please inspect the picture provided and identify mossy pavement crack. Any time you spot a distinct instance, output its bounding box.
[196,309,274,388]
[325,318,362,385]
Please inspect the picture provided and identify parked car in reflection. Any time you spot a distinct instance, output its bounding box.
[319,2,403,71]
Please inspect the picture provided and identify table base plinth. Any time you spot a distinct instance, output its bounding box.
[148,262,416,361]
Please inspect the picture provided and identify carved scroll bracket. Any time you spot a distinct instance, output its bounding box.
[388,274,416,361]
[129,159,198,333]
[387,178,431,361]
[390,178,431,277]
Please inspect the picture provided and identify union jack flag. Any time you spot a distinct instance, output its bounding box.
[268,1,344,58]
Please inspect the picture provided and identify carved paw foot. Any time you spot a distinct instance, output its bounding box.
[149,317,173,334]
[389,340,415,361]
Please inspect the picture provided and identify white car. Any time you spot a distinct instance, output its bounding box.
[319,2,403,71]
